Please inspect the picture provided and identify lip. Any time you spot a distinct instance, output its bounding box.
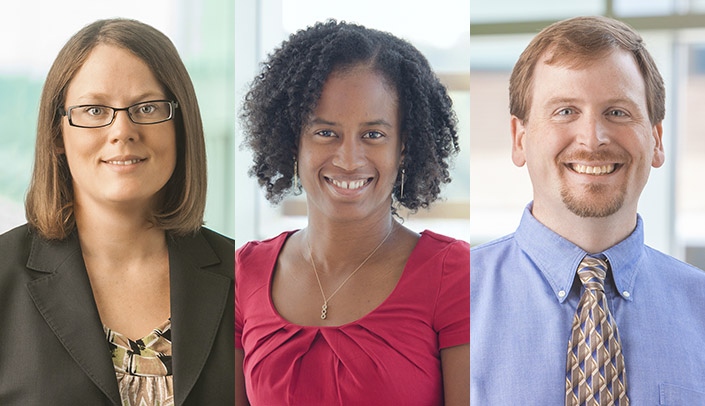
[324,175,374,196]
[566,162,620,176]
[101,155,147,170]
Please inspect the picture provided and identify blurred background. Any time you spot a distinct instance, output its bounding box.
[470,0,705,268]
[0,0,234,237]
[235,0,470,246]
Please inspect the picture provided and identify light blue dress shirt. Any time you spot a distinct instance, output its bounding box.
[471,203,705,405]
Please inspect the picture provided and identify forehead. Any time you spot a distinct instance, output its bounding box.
[65,44,163,102]
[314,66,398,117]
[530,49,647,108]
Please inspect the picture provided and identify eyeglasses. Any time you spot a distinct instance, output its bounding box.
[59,100,179,129]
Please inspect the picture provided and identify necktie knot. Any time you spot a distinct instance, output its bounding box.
[577,256,608,291]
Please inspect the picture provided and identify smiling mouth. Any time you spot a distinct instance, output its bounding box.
[326,177,372,190]
[104,158,146,165]
[569,163,617,175]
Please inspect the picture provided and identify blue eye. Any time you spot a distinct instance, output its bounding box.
[138,104,157,114]
[607,109,627,117]
[85,106,107,116]
[557,108,574,116]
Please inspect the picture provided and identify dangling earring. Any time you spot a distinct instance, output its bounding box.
[400,168,406,199]
[293,159,301,195]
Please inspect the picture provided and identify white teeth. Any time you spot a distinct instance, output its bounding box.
[331,179,367,190]
[572,164,615,175]
[107,159,142,165]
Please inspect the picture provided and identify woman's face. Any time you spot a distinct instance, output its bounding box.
[61,44,177,213]
[298,65,402,223]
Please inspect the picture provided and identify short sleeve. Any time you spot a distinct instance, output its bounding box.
[433,240,470,349]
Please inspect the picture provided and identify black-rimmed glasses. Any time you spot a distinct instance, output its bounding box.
[58,100,179,129]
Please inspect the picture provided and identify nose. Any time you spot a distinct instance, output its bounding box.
[108,110,138,144]
[331,136,366,171]
[575,113,609,149]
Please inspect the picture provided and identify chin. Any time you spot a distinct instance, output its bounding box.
[561,192,625,218]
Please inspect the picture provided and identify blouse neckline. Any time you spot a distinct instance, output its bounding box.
[266,230,426,329]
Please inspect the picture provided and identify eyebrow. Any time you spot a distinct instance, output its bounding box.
[544,96,640,108]
[72,91,167,105]
[307,117,394,128]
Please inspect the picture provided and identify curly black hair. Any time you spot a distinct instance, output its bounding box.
[241,20,459,212]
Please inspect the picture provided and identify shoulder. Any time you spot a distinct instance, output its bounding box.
[413,231,469,278]
[643,245,705,282]
[170,227,234,278]
[198,227,234,253]
[417,230,469,257]
[0,224,34,272]
[470,233,517,262]
[236,231,293,264]
[0,223,32,246]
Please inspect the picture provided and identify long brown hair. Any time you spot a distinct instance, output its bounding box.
[26,18,207,240]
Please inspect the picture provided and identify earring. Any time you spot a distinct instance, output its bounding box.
[400,169,406,199]
[293,159,301,195]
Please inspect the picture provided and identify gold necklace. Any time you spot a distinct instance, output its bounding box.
[306,225,394,320]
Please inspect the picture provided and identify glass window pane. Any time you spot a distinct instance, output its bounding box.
[470,0,604,24]
[613,0,674,16]
[677,38,705,269]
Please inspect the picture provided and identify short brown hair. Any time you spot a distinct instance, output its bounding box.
[25,18,206,240]
[509,16,665,124]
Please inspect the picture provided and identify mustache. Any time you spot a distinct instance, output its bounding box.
[558,149,628,163]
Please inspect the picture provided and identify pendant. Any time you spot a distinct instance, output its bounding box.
[321,302,328,319]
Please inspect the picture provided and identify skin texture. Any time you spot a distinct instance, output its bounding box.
[61,44,176,340]
[511,49,664,253]
[62,44,177,212]
[297,65,403,225]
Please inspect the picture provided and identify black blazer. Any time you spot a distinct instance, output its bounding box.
[0,224,234,405]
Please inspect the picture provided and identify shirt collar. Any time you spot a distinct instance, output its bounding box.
[514,202,643,303]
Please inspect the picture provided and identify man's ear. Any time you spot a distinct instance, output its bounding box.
[511,115,527,167]
[651,122,665,168]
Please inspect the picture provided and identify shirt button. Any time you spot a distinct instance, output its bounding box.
[623,291,631,298]
[558,290,566,298]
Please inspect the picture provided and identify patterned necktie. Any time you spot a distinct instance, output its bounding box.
[565,255,628,406]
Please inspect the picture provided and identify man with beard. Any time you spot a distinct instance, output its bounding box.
[471,16,705,405]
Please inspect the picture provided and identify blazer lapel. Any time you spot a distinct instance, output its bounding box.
[169,232,231,406]
[25,233,121,405]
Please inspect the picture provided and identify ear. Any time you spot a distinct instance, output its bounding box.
[510,115,527,167]
[651,122,665,168]
[55,135,65,154]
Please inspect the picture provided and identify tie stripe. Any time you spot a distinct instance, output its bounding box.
[566,256,628,406]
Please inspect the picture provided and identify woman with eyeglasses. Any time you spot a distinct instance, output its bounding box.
[0,19,233,405]
[236,21,469,405]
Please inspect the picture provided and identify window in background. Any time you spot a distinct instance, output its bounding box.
[677,34,705,266]
[469,0,603,24]
[613,0,673,16]
[0,0,234,237]
[235,0,470,244]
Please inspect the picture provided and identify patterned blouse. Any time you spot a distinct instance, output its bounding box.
[105,319,173,406]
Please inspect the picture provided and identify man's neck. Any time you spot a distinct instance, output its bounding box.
[531,202,638,254]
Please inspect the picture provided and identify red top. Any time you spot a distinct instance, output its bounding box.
[235,230,469,406]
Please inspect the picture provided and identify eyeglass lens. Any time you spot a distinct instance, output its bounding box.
[68,100,174,128]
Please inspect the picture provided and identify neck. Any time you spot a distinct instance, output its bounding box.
[532,201,637,253]
[74,202,167,265]
[303,211,396,276]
